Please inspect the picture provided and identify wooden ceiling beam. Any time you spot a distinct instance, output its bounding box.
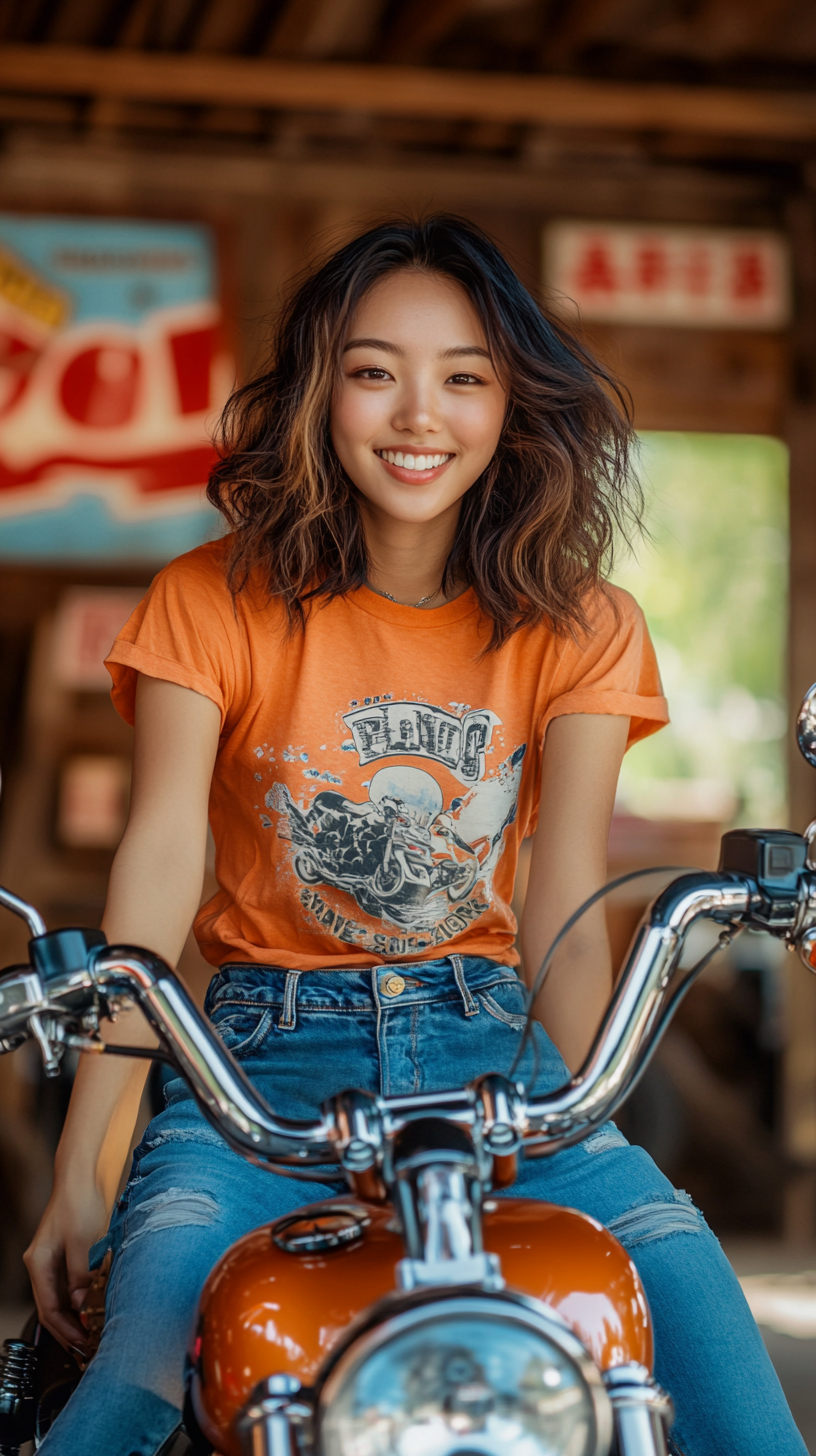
[379,0,471,63]
[0,42,814,140]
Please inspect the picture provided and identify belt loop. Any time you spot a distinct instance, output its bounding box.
[278,970,302,1030]
[451,955,479,1017]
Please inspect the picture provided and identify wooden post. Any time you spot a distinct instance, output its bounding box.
[783,191,816,1243]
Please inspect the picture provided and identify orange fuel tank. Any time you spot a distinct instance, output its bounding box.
[189,1196,652,1456]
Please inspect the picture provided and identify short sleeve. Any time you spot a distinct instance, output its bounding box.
[105,542,240,728]
[542,586,669,749]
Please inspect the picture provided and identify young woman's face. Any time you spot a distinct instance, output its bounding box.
[331,270,507,527]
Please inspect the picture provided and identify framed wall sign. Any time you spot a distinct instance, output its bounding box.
[0,214,233,561]
[544,222,790,330]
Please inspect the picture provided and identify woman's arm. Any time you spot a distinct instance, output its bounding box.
[519,713,629,1072]
[24,675,221,1351]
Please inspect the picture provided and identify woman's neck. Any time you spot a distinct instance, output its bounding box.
[361,500,465,608]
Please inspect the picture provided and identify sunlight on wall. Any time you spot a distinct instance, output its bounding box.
[613,432,789,826]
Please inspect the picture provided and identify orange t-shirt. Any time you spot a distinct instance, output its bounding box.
[106,539,668,971]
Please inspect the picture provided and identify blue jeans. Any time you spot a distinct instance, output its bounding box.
[40,956,806,1456]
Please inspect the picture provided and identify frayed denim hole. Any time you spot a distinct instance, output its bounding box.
[583,1126,630,1155]
[142,1128,226,1151]
[118,1189,220,1255]
[607,1190,706,1249]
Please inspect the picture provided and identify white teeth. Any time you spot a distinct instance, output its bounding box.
[378,450,451,471]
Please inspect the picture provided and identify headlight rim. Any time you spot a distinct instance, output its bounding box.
[315,1288,613,1456]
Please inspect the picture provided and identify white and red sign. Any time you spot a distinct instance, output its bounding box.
[52,587,146,690]
[0,216,233,561]
[544,222,790,329]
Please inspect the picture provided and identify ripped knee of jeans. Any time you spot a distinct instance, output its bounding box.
[583,1125,630,1155]
[119,1189,220,1254]
[607,1189,706,1249]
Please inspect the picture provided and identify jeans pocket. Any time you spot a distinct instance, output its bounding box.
[477,983,528,1031]
[211,1006,275,1056]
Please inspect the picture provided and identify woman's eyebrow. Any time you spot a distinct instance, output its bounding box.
[440,345,492,360]
[343,336,401,354]
[343,338,491,360]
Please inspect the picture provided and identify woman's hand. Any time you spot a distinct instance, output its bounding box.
[24,1173,110,1355]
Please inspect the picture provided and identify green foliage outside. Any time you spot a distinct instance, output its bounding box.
[612,432,789,826]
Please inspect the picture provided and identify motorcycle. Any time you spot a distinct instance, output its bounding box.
[4,687,816,1456]
[277,787,481,923]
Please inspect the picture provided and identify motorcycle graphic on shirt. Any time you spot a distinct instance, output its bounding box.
[265,699,526,939]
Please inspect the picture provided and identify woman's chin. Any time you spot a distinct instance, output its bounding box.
[357,481,471,528]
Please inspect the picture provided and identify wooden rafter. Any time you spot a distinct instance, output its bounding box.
[379,0,471,63]
[0,43,814,139]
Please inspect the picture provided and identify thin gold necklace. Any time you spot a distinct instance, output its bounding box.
[368,582,440,609]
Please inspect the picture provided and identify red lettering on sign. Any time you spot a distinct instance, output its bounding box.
[731,250,765,301]
[636,244,668,291]
[0,333,40,418]
[169,326,214,414]
[575,242,617,294]
[59,346,141,428]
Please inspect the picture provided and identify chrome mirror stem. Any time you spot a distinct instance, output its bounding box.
[0,886,46,940]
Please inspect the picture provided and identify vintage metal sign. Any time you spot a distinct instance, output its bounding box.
[544,222,790,329]
[0,214,232,560]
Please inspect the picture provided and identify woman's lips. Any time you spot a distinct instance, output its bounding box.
[374,449,455,484]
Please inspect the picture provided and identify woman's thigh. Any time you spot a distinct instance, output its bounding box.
[39,1110,341,1456]
[515,1133,807,1456]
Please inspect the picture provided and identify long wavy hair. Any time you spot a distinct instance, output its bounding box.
[207,214,640,648]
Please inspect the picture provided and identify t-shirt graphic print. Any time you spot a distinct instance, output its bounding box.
[106,540,668,971]
[266,694,526,958]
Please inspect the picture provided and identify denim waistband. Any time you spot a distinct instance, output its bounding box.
[205,954,521,1024]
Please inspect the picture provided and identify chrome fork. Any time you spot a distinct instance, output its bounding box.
[238,1375,310,1456]
[603,1363,674,1456]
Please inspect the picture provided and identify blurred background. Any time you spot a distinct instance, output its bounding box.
[0,0,816,1441]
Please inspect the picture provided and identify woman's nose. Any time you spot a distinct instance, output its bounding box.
[391,383,441,435]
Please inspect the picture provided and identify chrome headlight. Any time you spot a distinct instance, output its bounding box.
[318,1295,612,1456]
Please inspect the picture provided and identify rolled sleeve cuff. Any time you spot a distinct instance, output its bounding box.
[542,689,670,748]
[105,641,226,727]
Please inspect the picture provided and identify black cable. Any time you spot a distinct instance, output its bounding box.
[509,865,703,1088]
[99,1042,177,1066]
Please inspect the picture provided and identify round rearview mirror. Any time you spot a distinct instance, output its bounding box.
[797,683,816,769]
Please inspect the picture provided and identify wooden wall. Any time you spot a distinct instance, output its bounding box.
[0,127,813,1239]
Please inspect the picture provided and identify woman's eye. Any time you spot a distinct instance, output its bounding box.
[447,372,482,385]
[354,367,392,381]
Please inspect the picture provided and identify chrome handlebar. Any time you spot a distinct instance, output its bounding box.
[521,873,753,1151]
[0,856,810,1175]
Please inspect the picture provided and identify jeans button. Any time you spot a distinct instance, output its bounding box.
[382,974,406,997]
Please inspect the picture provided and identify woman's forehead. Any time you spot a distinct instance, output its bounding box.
[349,269,486,342]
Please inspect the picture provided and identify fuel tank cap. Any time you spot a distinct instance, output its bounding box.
[272,1205,370,1255]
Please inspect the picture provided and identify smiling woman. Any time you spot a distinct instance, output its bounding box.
[23,216,808,1456]
[207,213,638,647]
[331,270,507,608]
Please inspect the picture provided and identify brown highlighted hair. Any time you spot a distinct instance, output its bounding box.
[207,214,639,648]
